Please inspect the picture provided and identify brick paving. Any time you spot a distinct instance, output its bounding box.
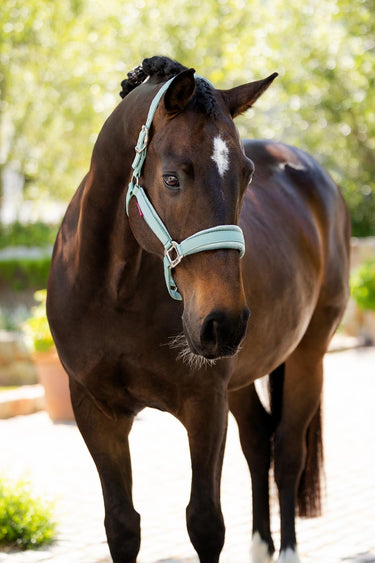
[0,347,374,563]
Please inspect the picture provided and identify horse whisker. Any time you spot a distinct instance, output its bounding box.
[167,333,217,370]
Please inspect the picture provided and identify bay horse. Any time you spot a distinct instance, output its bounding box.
[47,56,350,563]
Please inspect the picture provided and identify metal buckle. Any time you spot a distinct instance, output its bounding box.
[165,241,183,268]
[135,125,149,154]
[128,176,139,198]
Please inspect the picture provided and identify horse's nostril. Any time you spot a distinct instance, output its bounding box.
[200,312,223,350]
[200,308,249,358]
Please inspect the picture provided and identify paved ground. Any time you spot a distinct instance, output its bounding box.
[0,347,374,563]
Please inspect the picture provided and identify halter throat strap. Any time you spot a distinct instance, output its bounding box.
[126,75,245,301]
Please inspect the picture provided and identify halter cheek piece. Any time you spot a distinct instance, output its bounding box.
[126,76,245,301]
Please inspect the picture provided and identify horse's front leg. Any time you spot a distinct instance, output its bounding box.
[70,378,140,563]
[179,384,228,563]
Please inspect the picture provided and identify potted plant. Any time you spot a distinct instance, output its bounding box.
[23,290,74,421]
[350,260,375,344]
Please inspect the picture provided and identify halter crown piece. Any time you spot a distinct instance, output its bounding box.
[126,75,246,300]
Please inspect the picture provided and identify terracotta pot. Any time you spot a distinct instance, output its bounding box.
[33,348,74,422]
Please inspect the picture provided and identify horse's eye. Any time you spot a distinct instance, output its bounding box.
[163,174,180,189]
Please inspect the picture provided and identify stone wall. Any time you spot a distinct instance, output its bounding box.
[350,236,375,270]
[0,330,37,386]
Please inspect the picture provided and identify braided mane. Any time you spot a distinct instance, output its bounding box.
[119,56,218,117]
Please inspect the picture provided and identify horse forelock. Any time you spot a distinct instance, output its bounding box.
[120,56,219,118]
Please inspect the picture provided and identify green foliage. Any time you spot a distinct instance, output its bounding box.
[23,290,54,352]
[350,260,375,311]
[0,478,56,549]
[0,222,54,290]
[0,256,51,290]
[0,222,58,249]
[1,0,374,234]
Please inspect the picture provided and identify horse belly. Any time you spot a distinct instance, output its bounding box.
[230,308,313,391]
[230,249,322,390]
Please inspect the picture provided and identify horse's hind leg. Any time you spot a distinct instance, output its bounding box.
[179,386,228,563]
[229,381,275,563]
[69,379,140,563]
[274,350,324,563]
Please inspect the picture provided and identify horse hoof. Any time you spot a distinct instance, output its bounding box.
[277,548,301,563]
[251,532,274,563]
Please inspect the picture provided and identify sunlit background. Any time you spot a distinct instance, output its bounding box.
[1,2,375,559]
[1,0,374,235]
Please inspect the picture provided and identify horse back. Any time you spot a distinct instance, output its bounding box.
[242,139,350,283]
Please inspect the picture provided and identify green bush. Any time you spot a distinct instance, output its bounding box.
[0,478,56,549]
[350,260,375,311]
[0,256,51,290]
[0,222,58,249]
[0,222,55,290]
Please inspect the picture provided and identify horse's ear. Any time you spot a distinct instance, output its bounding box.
[221,73,278,118]
[164,68,196,114]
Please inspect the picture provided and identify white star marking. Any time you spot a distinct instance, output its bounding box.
[211,135,230,177]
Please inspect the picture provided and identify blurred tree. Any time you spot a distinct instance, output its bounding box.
[0,0,374,234]
[0,0,120,209]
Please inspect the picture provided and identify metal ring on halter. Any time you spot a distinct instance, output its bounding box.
[164,242,184,269]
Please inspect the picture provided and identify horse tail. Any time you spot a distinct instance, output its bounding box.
[268,364,324,518]
[297,402,324,517]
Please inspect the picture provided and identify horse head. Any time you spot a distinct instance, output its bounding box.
[123,58,277,363]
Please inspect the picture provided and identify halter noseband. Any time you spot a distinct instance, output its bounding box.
[126,76,245,301]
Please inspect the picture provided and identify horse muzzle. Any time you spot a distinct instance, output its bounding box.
[183,306,250,360]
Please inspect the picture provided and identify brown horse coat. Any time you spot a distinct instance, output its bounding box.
[47,57,350,563]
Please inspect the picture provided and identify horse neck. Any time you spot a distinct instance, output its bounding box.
[73,102,145,299]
